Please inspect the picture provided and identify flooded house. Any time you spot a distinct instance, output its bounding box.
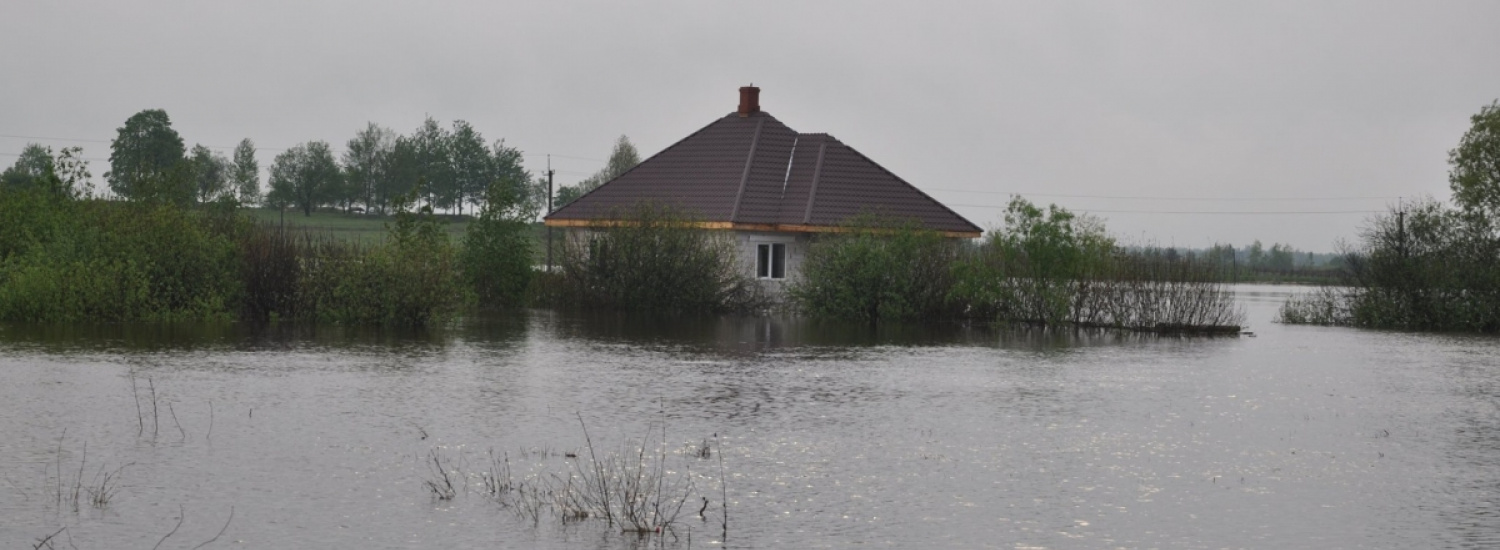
[544,86,981,297]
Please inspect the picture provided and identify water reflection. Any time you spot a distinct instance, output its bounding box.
[540,309,1241,355]
[0,319,467,353]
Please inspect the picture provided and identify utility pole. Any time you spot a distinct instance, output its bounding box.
[1397,196,1406,259]
[546,155,555,272]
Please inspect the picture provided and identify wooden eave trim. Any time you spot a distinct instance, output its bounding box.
[543,218,980,238]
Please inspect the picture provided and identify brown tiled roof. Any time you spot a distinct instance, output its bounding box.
[546,110,981,236]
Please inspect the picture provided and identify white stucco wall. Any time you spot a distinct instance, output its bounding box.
[734,230,811,301]
[559,227,812,302]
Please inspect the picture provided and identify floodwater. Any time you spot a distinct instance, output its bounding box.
[1,285,1497,549]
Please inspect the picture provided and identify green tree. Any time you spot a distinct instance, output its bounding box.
[313,187,465,326]
[1,143,56,191]
[1267,243,1296,271]
[948,197,1115,325]
[553,204,763,313]
[600,135,640,183]
[791,218,961,322]
[411,117,452,210]
[53,147,93,198]
[107,109,186,200]
[268,141,341,216]
[343,123,395,212]
[554,184,583,209]
[461,176,536,307]
[189,144,232,203]
[447,120,490,216]
[1449,100,1500,223]
[492,139,536,217]
[376,135,421,214]
[1247,240,1266,269]
[231,139,260,204]
[554,135,641,208]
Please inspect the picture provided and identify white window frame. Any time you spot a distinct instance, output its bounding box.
[756,242,787,280]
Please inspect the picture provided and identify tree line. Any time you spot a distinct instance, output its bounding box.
[267,119,537,217]
[3,108,645,220]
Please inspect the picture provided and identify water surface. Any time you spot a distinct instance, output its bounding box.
[2,285,1497,548]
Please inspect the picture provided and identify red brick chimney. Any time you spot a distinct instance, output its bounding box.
[738,85,760,117]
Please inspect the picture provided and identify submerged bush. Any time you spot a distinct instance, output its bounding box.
[459,180,535,309]
[790,198,1243,331]
[0,186,465,327]
[0,192,240,322]
[789,218,961,322]
[942,198,1240,331]
[305,193,466,326]
[552,203,765,313]
[950,198,1116,325]
[1277,198,1500,332]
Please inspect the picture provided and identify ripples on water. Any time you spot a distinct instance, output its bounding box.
[1,284,1498,548]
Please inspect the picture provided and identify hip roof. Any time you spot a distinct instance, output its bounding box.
[545,110,982,237]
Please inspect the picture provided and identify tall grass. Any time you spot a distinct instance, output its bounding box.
[422,416,711,536]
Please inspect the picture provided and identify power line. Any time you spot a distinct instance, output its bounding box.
[0,134,285,153]
[0,133,113,144]
[0,151,109,161]
[536,153,605,164]
[929,187,1398,202]
[1077,209,1381,215]
[2,133,612,165]
[950,203,1382,215]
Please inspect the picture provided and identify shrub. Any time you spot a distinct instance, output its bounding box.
[789,218,962,322]
[307,194,466,326]
[460,180,535,309]
[950,197,1242,332]
[1279,198,1500,332]
[0,194,239,322]
[553,203,765,313]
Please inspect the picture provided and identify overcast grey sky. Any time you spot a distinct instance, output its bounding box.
[4,1,1498,251]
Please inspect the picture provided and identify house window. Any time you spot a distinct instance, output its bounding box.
[756,243,786,280]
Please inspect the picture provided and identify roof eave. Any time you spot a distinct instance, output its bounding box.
[543,218,981,239]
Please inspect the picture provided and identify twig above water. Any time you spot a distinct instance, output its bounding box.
[168,402,187,441]
[152,505,185,550]
[32,526,64,550]
[190,506,235,549]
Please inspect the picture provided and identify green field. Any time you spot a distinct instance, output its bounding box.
[245,208,559,262]
[246,208,473,244]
